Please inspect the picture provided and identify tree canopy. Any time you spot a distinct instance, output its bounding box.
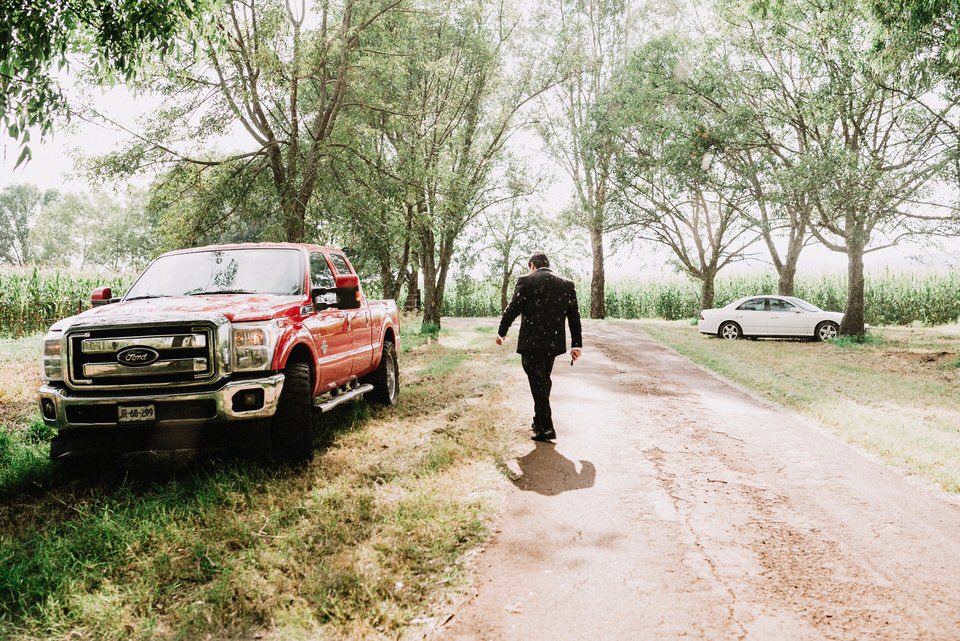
[0,0,219,166]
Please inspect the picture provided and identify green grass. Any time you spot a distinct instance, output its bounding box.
[398,314,448,354]
[420,322,441,338]
[633,319,960,493]
[0,418,54,491]
[0,321,519,640]
[827,333,888,347]
[0,336,42,362]
[421,353,469,379]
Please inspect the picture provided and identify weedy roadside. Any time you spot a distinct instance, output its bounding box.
[632,320,960,493]
[0,321,519,641]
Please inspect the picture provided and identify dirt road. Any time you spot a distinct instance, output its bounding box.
[437,319,960,641]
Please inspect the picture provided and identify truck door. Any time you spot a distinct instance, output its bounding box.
[328,252,374,376]
[305,252,352,389]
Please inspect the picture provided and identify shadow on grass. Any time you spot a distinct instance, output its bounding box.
[0,400,371,501]
[0,400,376,637]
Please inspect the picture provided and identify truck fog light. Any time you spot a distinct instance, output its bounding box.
[41,398,56,420]
[232,389,264,412]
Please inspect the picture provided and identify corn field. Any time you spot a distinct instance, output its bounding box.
[0,268,132,338]
[3,268,958,337]
[442,271,960,326]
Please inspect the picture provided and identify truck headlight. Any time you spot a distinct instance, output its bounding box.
[232,321,279,372]
[41,332,64,381]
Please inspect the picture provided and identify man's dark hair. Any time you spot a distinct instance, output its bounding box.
[528,252,550,269]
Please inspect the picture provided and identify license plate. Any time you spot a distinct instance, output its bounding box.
[118,403,156,423]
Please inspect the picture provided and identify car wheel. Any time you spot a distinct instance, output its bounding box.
[815,321,839,342]
[719,322,742,340]
[366,341,400,405]
[271,361,313,460]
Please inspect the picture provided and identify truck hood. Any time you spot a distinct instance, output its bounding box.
[50,294,305,332]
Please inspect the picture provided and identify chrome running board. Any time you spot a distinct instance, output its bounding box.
[313,383,373,413]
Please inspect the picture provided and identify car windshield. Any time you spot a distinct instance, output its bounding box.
[787,297,822,312]
[125,249,304,299]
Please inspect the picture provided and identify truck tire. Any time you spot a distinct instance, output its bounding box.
[271,361,313,459]
[366,341,399,406]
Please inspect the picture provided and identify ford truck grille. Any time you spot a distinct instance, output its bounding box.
[67,324,218,389]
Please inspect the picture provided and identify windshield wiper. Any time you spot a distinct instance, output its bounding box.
[187,289,258,296]
[124,295,167,301]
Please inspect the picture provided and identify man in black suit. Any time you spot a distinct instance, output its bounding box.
[496,252,583,441]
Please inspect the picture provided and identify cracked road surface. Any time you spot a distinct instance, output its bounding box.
[437,319,960,641]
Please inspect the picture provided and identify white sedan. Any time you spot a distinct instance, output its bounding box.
[698,296,844,341]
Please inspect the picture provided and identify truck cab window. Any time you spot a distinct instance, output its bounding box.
[329,253,352,274]
[310,253,335,289]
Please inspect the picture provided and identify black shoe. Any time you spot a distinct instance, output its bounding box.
[531,430,556,442]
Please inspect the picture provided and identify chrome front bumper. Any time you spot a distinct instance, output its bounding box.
[39,374,285,429]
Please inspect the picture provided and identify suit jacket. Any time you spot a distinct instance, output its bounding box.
[498,267,583,357]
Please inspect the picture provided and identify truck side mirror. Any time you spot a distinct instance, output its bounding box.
[312,287,337,311]
[91,287,115,307]
[334,274,361,310]
[311,275,361,311]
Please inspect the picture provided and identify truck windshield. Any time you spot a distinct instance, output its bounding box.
[125,249,304,299]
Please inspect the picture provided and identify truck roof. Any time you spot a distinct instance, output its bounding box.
[158,242,345,257]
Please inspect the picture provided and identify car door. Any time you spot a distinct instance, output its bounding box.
[732,298,768,335]
[304,252,352,389]
[328,252,374,376]
[766,298,806,336]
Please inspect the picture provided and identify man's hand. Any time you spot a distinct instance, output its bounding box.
[495,335,504,346]
[570,348,582,362]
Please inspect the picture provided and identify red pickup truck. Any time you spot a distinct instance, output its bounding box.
[37,243,400,459]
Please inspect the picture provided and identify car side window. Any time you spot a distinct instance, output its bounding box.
[310,253,335,289]
[736,298,766,311]
[329,253,352,274]
[768,299,796,312]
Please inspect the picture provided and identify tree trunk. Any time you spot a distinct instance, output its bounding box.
[700,270,717,311]
[420,228,443,331]
[777,226,806,296]
[404,267,420,312]
[420,253,441,330]
[589,227,605,319]
[778,260,798,297]
[500,268,511,311]
[398,205,415,300]
[379,260,395,301]
[284,197,306,243]
[839,231,866,336]
[421,284,441,328]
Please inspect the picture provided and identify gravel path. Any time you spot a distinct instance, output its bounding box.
[437,319,960,641]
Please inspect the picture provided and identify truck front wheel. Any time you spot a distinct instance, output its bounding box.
[366,341,399,406]
[271,361,313,459]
